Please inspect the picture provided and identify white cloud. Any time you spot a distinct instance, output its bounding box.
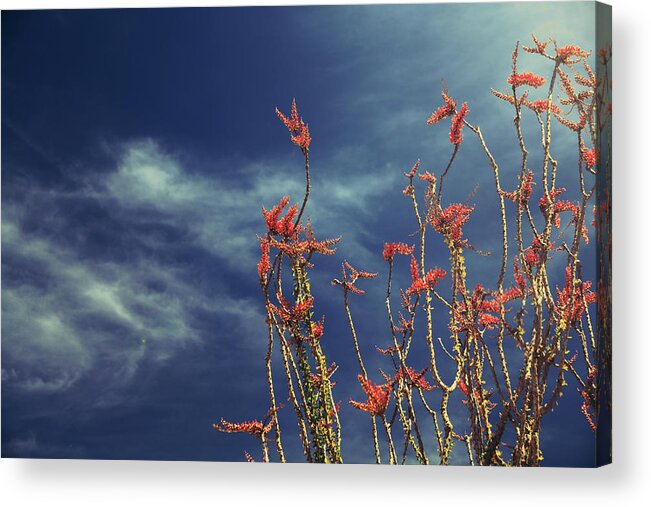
[2,138,399,401]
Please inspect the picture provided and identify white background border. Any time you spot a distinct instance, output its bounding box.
[1,0,649,505]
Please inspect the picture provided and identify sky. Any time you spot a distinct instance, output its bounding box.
[2,2,603,466]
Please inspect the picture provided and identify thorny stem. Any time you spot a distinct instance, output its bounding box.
[220,37,608,467]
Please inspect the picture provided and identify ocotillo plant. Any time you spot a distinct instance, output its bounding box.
[214,34,612,466]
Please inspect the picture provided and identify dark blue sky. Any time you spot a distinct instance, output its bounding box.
[2,3,600,465]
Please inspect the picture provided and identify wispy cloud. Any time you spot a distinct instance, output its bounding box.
[2,137,399,403]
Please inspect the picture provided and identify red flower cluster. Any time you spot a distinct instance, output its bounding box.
[418,171,437,185]
[555,266,596,325]
[501,169,535,206]
[257,238,271,281]
[522,33,549,55]
[430,203,474,249]
[491,89,527,107]
[310,315,325,339]
[471,284,500,329]
[554,112,587,134]
[426,91,456,125]
[524,237,552,267]
[375,344,402,356]
[404,159,420,179]
[406,255,446,295]
[449,284,504,332]
[449,102,469,145]
[581,141,598,169]
[214,417,274,438]
[276,99,311,152]
[524,99,562,115]
[539,188,589,243]
[383,242,414,262]
[394,366,436,391]
[349,375,392,416]
[268,225,340,260]
[263,196,300,238]
[538,187,566,211]
[458,377,469,397]
[507,72,546,89]
[270,293,314,326]
[403,160,421,196]
[494,286,524,305]
[478,312,500,328]
[556,44,590,62]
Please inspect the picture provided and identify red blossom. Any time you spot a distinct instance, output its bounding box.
[349,375,392,416]
[403,160,421,195]
[375,344,402,356]
[495,286,524,305]
[214,406,283,439]
[538,187,567,213]
[427,91,456,125]
[291,119,311,151]
[580,140,598,169]
[501,169,535,206]
[430,202,474,249]
[507,72,546,88]
[557,44,590,62]
[491,88,528,106]
[257,238,271,281]
[553,200,578,228]
[267,221,340,260]
[214,417,274,438]
[383,242,414,262]
[555,267,596,325]
[539,188,589,244]
[396,312,413,333]
[418,171,437,185]
[276,98,300,131]
[262,196,301,238]
[311,315,325,339]
[458,377,469,397]
[522,33,549,55]
[524,99,562,115]
[575,71,594,89]
[269,293,314,326]
[449,284,504,333]
[524,237,553,267]
[405,159,420,179]
[525,249,539,266]
[395,366,436,391]
[276,99,311,152]
[406,255,446,295]
[479,312,500,329]
[449,102,469,145]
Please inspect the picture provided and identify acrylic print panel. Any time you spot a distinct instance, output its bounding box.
[1,1,611,467]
